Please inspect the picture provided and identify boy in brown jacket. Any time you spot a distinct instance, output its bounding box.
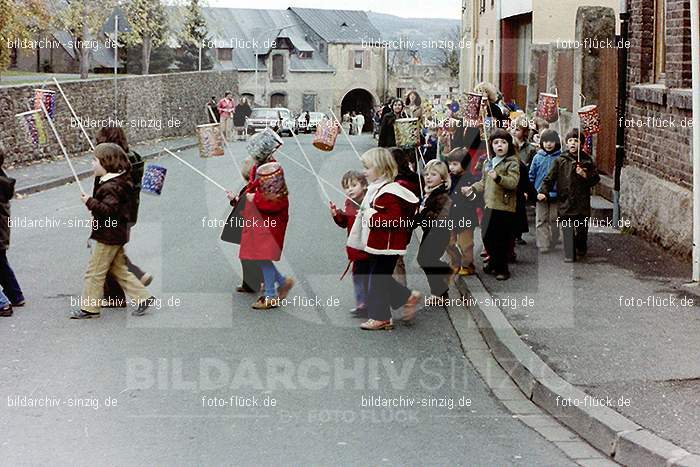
[71,143,155,319]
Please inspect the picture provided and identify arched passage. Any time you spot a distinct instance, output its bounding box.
[340,88,375,133]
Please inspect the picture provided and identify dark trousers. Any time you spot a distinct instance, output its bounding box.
[417,228,451,297]
[561,215,589,261]
[482,208,514,275]
[0,249,24,304]
[352,259,370,307]
[241,259,263,292]
[366,254,411,321]
[104,255,144,301]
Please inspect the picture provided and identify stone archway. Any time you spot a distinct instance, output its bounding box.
[340,88,375,133]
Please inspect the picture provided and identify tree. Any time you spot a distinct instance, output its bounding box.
[176,0,213,72]
[126,42,175,75]
[124,0,167,75]
[439,25,461,78]
[57,0,115,79]
[0,0,50,77]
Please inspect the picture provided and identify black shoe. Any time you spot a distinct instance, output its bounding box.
[0,305,12,317]
[132,296,157,316]
[236,283,256,293]
[70,309,100,319]
[350,307,368,318]
[576,249,587,258]
[483,264,496,275]
[11,299,25,307]
[495,272,510,281]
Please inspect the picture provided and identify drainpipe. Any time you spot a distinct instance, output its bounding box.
[613,0,629,230]
[691,0,700,280]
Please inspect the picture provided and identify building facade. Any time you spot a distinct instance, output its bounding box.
[620,0,694,256]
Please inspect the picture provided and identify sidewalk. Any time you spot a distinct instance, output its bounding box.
[7,137,197,195]
[458,208,700,463]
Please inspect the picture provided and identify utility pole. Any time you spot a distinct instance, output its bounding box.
[691,0,700,280]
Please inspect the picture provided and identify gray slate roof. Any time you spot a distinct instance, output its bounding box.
[167,7,334,73]
[289,7,381,44]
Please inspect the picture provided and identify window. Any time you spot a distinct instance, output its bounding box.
[396,88,404,99]
[302,93,316,112]
[319,42,325,54]
[272,55,285,80]
[480,0,486,14]
[354,50,364,69]
[298,51,312,59]
[654,0,666,83]
[217,48,233,61]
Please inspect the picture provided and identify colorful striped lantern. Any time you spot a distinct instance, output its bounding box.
[16,109,48,146]
[34,89,57,118]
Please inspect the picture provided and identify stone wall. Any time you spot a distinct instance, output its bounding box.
[0,70,238,165]
[622,0,694,256]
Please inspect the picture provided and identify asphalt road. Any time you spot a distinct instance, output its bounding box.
[0,134,576,465]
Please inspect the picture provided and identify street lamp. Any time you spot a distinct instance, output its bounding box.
[252,24,295,107]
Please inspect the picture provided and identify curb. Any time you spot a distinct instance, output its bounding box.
[15,141,199,196]
[455,274,700,467]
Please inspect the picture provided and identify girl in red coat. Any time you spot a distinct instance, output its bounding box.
[227,152,294,310]
[329,170,369,317]
[347,148,421,330]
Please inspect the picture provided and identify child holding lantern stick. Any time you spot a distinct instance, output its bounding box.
[71,143,156,319]
[464,129,520,280]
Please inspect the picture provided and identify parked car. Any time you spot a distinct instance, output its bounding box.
[297,112,327,133]
[245,108,282,135]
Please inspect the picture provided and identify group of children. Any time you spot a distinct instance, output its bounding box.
[327,118,600,329]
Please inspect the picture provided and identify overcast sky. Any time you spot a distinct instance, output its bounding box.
[209,0,462,19]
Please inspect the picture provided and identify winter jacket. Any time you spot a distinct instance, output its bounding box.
[395,170,421,198]
[517,141,538,167]
[332,198,370,262]
[415,184,451,234]
[239,160,289,261]
[470,154,520,213]
[377,111,408,148]
[233,103,252,127]
[529,148,561,198]
[347,180,419,255]
[0,170,16,250]
[91,150,143,226]
[86,172,133,245]
[449,171,479,230]
[539,151,600,217]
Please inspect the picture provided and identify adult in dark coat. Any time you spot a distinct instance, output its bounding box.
[378,99,408,148]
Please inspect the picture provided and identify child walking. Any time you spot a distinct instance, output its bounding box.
[445,147,478,276]
[0,143,24,316]
[330,171,370,317]
[538,129,600,262]
[529,129,562,252]
[71,143,156,319]
[231,151,294,310]
[464,129,520,280]
[348,148,420,330]
[416,160,452,304]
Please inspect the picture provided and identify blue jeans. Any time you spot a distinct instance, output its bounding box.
[0,250,23,304]
[255,260,285,298]
[352,260,370,308]
[0,288,10,308]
